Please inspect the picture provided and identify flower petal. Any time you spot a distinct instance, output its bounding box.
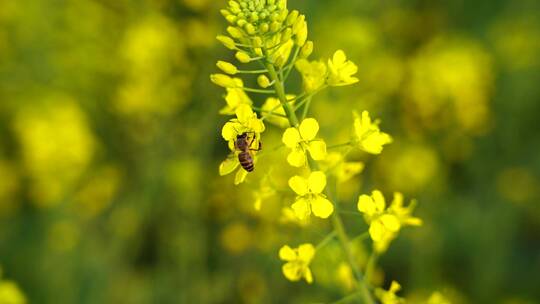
[308,140,327,160]
[249,117,266,133]
[282,128,301,148]
[380,214,401,232]
[372,190,386,212]
[219,157,239,176]
[299,118,319,140]
[333,49,346,65]
[297,243,315,262]
[234,167,248,185]
[288,175,309,196]
[279,245,297,261]
[304,267,313,284]
[291,197,311,220]
[287,149,306,167]
[311,196,334,218]
[282,263,301,281]
[308,171,327,194]
[357,194,373,215]
[222,121,239,141]
[369,220,385,242]
[235,104,253,123]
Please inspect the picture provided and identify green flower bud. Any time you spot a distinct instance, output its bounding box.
[216,35,236,50]
[228,1,240,9]
[220,9,231,17]
[253,37,263,48]
[225,15,237,24]
[217,61,238,75]
[237,19,247,27]
[235,51,251,63]
[227,26,244,39]
[278,9,288,22]
[257,74,271,88]
[295,21,307,46]
[259,23,269,33]
[286,10,299,26]
[210,74,237,88]
[281,27,292,43]
[292,14,305,33]
[245,23,256,35]
[270,21,281,32]
[250,12,259,22]
[270,12,279,22]
[299,41,313,58]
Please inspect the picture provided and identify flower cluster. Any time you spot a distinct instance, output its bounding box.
[212,1,426,302]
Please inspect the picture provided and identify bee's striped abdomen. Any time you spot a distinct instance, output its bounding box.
[238,151,254,172]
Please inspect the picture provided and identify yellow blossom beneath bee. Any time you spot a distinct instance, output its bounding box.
[357,190,422,252]
[220,105,265,184]
[289,171,334,219]
[282,118,327,167]
[279,243,316,283]
[375,281,405,304]
[353,111,393,154]
[327,50,359,86]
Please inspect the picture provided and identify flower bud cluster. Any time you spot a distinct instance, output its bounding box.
[218,0,308,67]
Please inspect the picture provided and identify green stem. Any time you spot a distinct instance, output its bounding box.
[364,251,379,284]
[327,141,354,149]
[265,60,299,127]
[308,158,375,304]
[251,107,287,117]
[315,231,337,251]
[331,211,374,304]
[237,69,268,74]
[301,97,312,120]
[242,87,276,94]
[283,45,300,81]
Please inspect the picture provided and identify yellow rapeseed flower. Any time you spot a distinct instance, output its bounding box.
[295,59,327,93]
[358,190,422,252]
[282,118,327,167]
[375,281,405,304]
[220,105,265,184]
[219,78,252,115]
[353,111,393,154]
[222,104,265,149]
[288,171,334,219]
[327,50,359,86]
[279,243,316,283]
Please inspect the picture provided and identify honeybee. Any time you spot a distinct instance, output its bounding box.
[235,132,261,172]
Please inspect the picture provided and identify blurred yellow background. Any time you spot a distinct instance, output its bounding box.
[0,0,539,303]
